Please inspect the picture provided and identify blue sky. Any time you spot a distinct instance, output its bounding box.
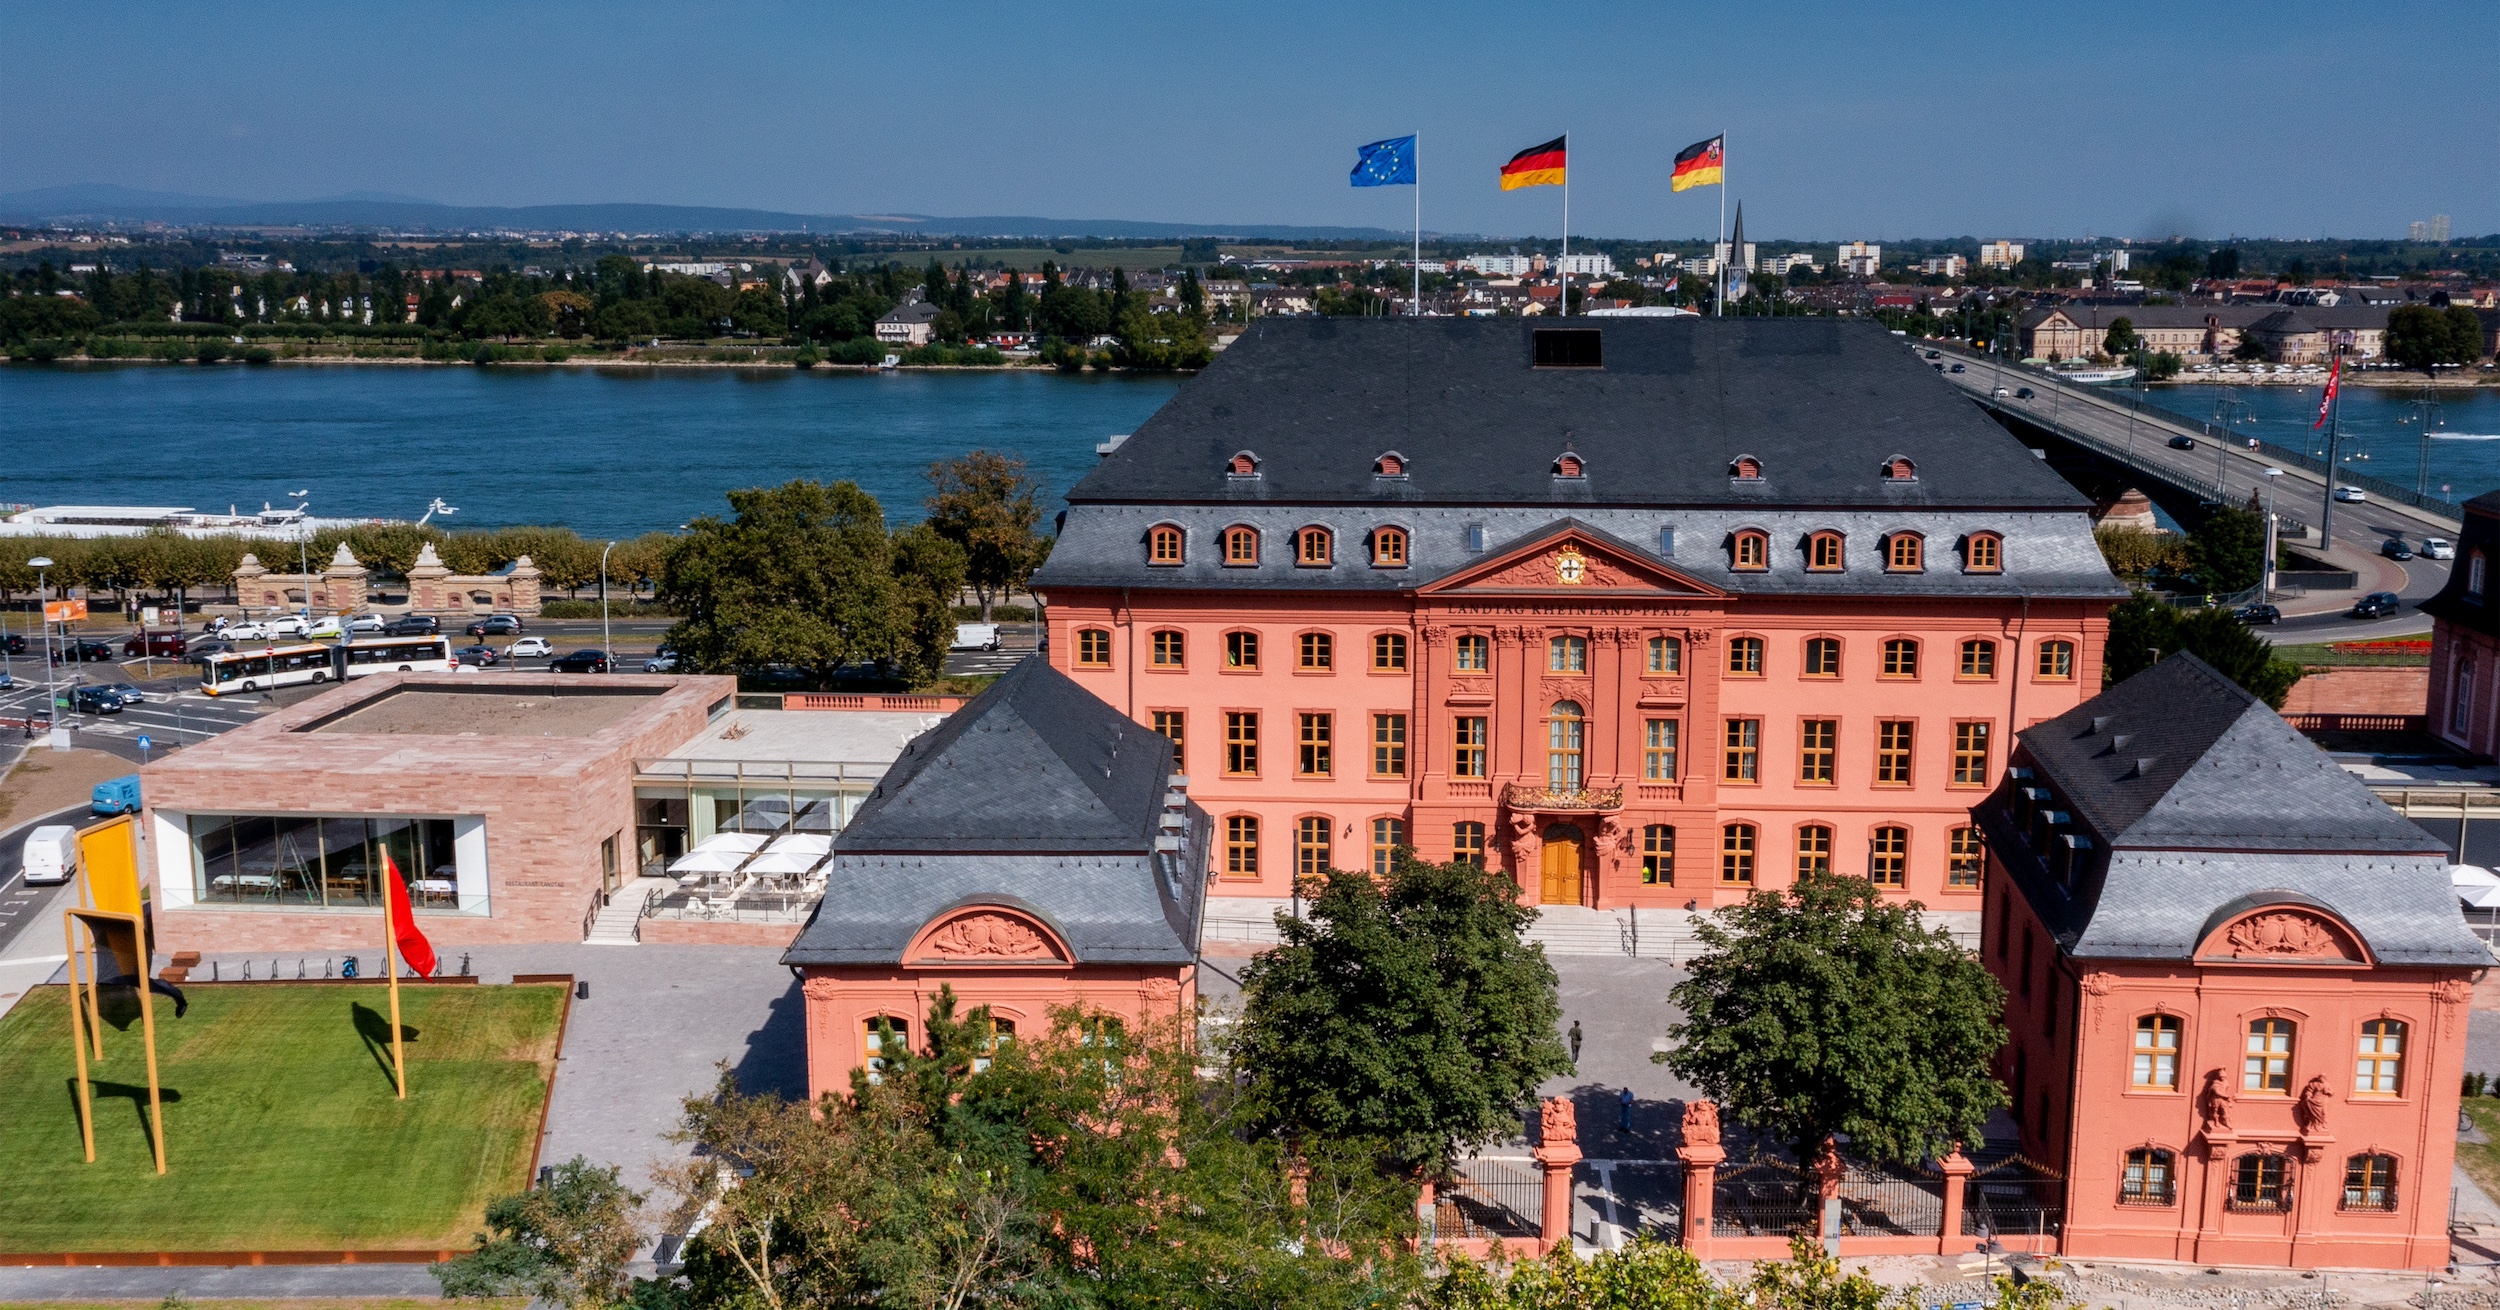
[5,0,2493,241]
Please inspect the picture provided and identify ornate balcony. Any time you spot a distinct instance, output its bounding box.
[1501,782,1625,812]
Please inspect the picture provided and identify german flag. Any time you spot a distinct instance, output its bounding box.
[1499,136,1566,191]
[1671,135,1724,192]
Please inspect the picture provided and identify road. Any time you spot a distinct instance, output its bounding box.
[0,803,86,960]
[1929,351,2451,640]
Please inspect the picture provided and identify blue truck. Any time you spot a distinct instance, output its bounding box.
[90,774,141,816]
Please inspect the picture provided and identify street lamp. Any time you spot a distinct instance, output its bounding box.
[29,556,55,741]
[599,540,617,668]
[288,490,312,626]
[2262,468,2285,602]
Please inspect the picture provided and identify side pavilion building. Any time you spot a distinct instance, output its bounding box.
[1980,654,2484,1269]
[1029,318,2126,930]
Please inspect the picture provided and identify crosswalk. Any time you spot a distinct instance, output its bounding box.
[0,681,264,748]
[944,643,1036,677]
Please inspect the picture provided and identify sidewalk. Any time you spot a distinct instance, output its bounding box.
[2273,534,2415,619]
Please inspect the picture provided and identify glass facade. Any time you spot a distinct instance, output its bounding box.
[189,814,460,910]
[633,784,863,877]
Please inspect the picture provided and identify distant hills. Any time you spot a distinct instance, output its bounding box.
[0,184,1413,242]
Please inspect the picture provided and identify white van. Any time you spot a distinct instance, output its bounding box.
[20,825,76,886]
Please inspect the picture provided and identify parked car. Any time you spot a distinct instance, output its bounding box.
[643,650,680,673]
[2234,603,2282,625]
[91,775,141,816]
[185,639,235,663]
[0,670,13,690]
[507,636,554,659]
[2380,538,2415,561]
[97,680,146,703]
[454,644,501,666]
[2350,591,2404,619]
[54,639,117,663]
[220,621,274,641]
[2334,486,2367,503]
[2,634,24,655]
[265,614,311,638]
[2015,386,2035,399]
[19,825,76,886]
[2168,435,2197,450]
[549,649,611,674]
[122,630,189,658]
[305,614,349,639]
[71,686,125,714]
[465,614,525,637]
[382,614,441,636]
[951,623,1001,652]
[2423,537,2457,560]
[347,613,387,634]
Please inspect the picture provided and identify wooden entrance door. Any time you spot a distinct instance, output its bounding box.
[1539,824,1584,905]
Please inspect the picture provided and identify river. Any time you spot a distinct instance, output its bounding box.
[2152,381,2500,504]
[0,364,1184,539]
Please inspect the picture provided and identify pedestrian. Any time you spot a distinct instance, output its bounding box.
[1618,1086,1635,1134]
[1568,1019,1582,1065]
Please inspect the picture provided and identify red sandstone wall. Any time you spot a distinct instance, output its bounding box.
[2279,666,2428,717]
[639,920,802,947]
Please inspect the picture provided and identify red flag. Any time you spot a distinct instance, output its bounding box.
[2312,353,2340,429]
[383,852,438,977]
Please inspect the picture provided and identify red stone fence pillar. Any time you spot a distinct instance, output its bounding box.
[1533,1096,1581,1253]
[1676,1099,1723,1259]
[1937,1148,1975,1255]
[1814,1139,1845,1249]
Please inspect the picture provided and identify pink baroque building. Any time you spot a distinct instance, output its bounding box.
[2426,490,2500,755]
[1980,655,2485,1269]
[1027,319,2125,933]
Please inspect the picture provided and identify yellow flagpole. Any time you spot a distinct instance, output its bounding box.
[134,909,167,1174]
[384,878,407,1100]
[64,915,95,1163]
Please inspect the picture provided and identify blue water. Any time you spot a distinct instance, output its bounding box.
[2154,382,2500,502]
[0,364,1184,538]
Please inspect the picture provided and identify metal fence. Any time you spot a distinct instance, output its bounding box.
[1961,1157,2066,1239]
[1713,1159,1819,1238]
[1837,1164,1945,1237]
[1434,1158,1541,1240]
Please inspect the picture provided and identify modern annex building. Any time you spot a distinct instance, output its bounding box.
[1980,655,2483,1269]
[1029,318,2128,927]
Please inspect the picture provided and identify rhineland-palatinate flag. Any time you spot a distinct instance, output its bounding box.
[383,852,439,977]
[1671,135,1724,191]
[1499,136,1566,190]
[2314,352,2341,429]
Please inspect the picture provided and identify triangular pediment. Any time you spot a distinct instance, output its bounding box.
[1419,520,1726,598]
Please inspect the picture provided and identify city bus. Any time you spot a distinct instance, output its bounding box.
[200,635,458,695]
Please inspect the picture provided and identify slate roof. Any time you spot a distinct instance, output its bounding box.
[1979,654,2484,967]
[1061,317,2092,509]
[782,656,1206,967]
[2249,308,2321,335]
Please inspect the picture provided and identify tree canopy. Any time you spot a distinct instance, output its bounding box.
[2186,504,2266,595]
[922,451,1048,621]
[2102,591,2304,708]
[2386,303,2488,372]
[1660,871,2007,1167]
[1232,852,1572,1177]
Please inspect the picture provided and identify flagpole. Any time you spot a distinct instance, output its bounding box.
[1412,131,1421,317]
[1716,130,1727,318]
[1560,133,1569,317]
[384,878,407,1100]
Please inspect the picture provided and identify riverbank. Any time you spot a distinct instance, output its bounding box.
[2151,369,2499,389]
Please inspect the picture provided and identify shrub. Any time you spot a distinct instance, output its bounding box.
[827,338,887,366]
[538,599,678,619]
[195,341,229,364]
[541,346,573,363]
[241,347,276,364]
[791,348,820,369]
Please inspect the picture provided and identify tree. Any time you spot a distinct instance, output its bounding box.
[1233,852,1572,1177]
[2102,591,2303,707]
[2386,303,2488,372]
[436,1156,645,1310]
[2206,247,2242,280]
[2101,316,2138,357]
[923,452,1046,620]
[730,286,785,338]
[2186,504,2265,595]
[1659,871,2007,1168]
[658,479,960,685]
[539,290,593,337]
[1114,300,1213,371]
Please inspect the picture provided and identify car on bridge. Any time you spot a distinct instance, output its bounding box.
[2169,435,2197,450]
[2350,592,2405,619]
[2015,387,2035,400]
[2380,538,2415,561]
[2334,486,2367,503]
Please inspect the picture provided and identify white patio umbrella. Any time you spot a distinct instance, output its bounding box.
[745,849,823,877]
[691,832,769,856]
[2454,865,2500,909]
[765,833,833,857]
[670,848,748,875]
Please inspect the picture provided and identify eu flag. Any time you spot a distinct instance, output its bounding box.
[1350,135,1416,187]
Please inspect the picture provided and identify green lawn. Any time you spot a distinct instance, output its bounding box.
[0,983,565,1251]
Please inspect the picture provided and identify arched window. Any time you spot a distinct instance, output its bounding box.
[1647,635,1683,674]
[1222,525,1260,566]
[1886,533,1924,572]
[2231,1153,2289,1211]
[1150,629,1184,667]
[1452,822,1486,868]
[1870,826,1907,887]
[2121,1149,2176,1206]
[2356,1018,2405,1096]
[1373,632,1408,671]
[1883,455,1917,481]
[971,1015,1015,1073]
[1455,633,1490,671]
[1295,526,1333,566]
[1641,825,1675,884]
[1226,630,1260,669]
[1965,532,2004,573]
[1075,628,1112,668]
[2472,553,2488,602]
[1731,530,1769,571]
[1547,701,1585,787]
[2343,1153,2398,1211]
[1948,826,1984,888]
[1374,451,1406,477]
[1881,637,1920,677]
[1803,636,1841,677]
[1148,524,1185,565]
[1225,815,1260,877]
[1548,634,1589,672]
[1729,455,1763,480]
[2244,1018,2295,1093]
[1228,451,1261,476]
[1295,816,1332,878]
[2036,639,2076,680]
[863,1016,911,1079]
[1553,452,1586,478]
[1371,526,1408,567]
[1298,631,1333,670]
[1959,638,1998,679]
[1370,817,1406,875]
[1720,823,1757,884]
[2133,1015,2181,1088]
[1795,824,1833,876]
[1807,531,1846,571]
[1727,635,1764,675]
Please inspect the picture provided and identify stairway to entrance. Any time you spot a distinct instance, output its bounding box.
[584,876,672,945]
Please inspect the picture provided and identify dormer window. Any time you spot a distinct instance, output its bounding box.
[1295,526,1333,567]
[1370,526,1408,568]
[1883,455,1917,481]
[1884,532,1924,572]
[1374,452,1407,477]
[1227,451,1261,477]
[1807,531,1845,572]
[1552,452,1586,478]
[1730,455,1763,480]
[1222,525,1260,566]
[1964,532,2004,573]
[1148,524,1185,566]
[2472,552,2487,602]
[1731,529,1769,571]
[1531,327,1602,367]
